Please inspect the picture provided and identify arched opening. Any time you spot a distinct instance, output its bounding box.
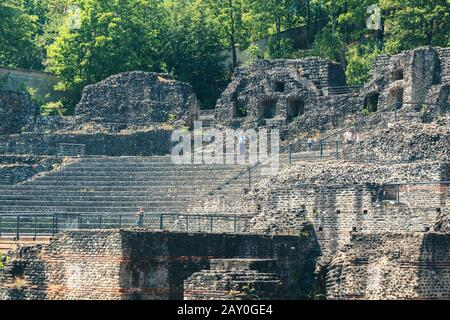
[392,68,404,81]
[387,88,404,109]
[364,93,379,113]
[438,87,449,115]
[274,80,285,93]
[234,99,247,118]
[260,99,277,119]
[287,98,304,122]
[432,58,441,85]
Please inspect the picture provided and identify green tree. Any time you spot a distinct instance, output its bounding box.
[345,43,381,85]
[164,0,227,109]
[204,0,251,69]
[46,0,167,111]
[0,0,42,69]
[380,0,450,53]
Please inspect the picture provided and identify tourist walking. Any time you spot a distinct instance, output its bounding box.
[343,130,353,145]
[307,136,315,150]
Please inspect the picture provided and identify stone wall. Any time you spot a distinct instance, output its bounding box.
[326,233,450,300]
[344,119,450,163]
[0,91,36,135]
[247,161,449,257]
[0,156,63,185]
[0,230,319,300]
[184,259,283,300]
[75,72,199,128]
[0,246,47,300]
[214,58,356,143]
[0,67,58,98]
[0,130,172,156]
[363,46,450,115]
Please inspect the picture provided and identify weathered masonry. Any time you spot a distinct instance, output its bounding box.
[326,233,450,300]
[0,230,318,300]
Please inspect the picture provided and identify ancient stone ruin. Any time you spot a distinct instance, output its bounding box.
[0,46,448,300]
[0,91,36,135]
[75,71,199,129]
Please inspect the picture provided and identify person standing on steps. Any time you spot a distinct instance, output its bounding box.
[137,207,145,228]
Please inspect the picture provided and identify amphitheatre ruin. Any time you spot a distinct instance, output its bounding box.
[0,46,449,300]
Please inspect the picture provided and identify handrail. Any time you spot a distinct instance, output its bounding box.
[207,101,449,195]
[0,212,254,238]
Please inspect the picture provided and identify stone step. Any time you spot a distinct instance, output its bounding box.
[0,198,235,206]
[210,259,278,273]
[0,186,247,194]
[14,179,251,188]
[0,193,213,200]
[0,185,248,192]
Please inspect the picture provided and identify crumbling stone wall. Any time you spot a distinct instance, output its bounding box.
[0,130,172,156]
[326,233,450,300]
[344,119,450,163]
[0,91,36,135]
[247,161,449,257]
[214,58,357,143]
[214,47,449,147]
[362,47,450,117]
[0,246,47,300]
[0,156,62,185]
[75,72,199,128]
[0,230,319,300]
[184,259,283,300]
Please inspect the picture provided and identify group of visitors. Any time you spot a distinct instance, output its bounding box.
[343,130,361,145]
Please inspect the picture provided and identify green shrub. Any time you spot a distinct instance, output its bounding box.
[41,101,65,116]
[247,44,261,63]
[166,113,177,124]
[361,108,371,117]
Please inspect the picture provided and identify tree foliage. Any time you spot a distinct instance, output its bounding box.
[46,0,166,110]
[2,0,449,110]
[0,0,42,69]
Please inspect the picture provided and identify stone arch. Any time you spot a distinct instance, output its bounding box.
[273,80,286,93]
[234,98,248,118]
[260,98,277,119]
[364,92,380,113]
[392,68,404,81]
[387,88,404,109]
[287,97,305,122]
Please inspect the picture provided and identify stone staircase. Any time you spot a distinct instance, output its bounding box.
[184,259,282,300]
[0,156,256,218]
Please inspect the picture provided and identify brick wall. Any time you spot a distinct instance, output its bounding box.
[0,230,318,300]
[248,162,449,258]
[326,233,450,300]
[0,130,172,156]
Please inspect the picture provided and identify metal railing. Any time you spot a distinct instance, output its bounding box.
[207,101,449,195]
[327,85,363,95]
[0,143,86,157]
[0,213,253,239]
